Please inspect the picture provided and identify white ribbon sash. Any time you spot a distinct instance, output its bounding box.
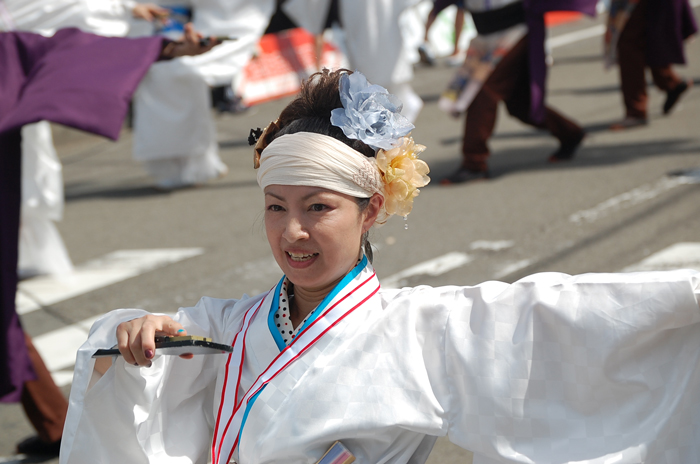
[212,262,380,464]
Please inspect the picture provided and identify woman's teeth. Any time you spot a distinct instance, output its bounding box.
[287,252,316,262]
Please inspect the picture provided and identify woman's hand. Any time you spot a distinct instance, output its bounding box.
[131,3,169,22]
[116,315,187,367]
[160,23,219,59]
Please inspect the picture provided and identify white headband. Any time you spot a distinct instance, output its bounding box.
[256,132,383,198]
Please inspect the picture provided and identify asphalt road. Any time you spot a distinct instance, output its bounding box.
[2,9,699,464]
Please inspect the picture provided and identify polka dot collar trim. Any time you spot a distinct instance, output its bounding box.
[273,278,317,345]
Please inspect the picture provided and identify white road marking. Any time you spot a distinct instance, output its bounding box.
[547,24,606,49]
[493,259,533,279]
[470,240,514,251]
[621,243,700,272]
[34,315,102,375]
[381,252,472,289]
[569,175,696,224]
[0,456,27,464]
[16,248,204,315]
[50,371,77,388]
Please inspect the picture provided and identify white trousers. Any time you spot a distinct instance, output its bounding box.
[132,58,229,189]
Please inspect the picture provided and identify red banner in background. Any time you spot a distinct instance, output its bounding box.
[238,28,345,107]
[545,11,584,26]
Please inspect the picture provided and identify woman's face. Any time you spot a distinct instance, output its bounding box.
[264,185,381,293]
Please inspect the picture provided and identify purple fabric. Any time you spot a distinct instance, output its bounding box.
[0,28,164,138]
[0,130,30,403]
[645,0,698,67]
[0,28,164,403]
[522,0,598,122]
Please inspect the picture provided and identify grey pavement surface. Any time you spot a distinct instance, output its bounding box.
[2,10,700,464]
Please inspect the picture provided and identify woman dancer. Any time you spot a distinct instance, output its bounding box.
[61,69,700,464]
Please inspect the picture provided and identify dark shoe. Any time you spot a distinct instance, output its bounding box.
[440,167,489,185]
[548,132,585,162]
[609,117,648,131]
[663,80,692,115]
[216,94,248,114]
[16,435,61,456]
[212,85,248,114]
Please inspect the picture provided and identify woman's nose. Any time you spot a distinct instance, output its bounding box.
[282,216,308,242]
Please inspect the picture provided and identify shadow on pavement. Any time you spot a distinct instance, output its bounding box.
[549,84,621,96]
[550,77,700,97]
[64,179,261,202]
[440,119,655,146]
[426,138,699,186]
[218,138,251,149]
[419,93,442,104]
[64,184,172,201]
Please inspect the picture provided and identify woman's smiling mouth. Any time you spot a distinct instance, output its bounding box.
[286,251,318,262]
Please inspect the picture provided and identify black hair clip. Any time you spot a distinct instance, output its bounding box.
[248,128,263,146]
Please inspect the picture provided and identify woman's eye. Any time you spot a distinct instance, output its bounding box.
[267,204,284,212]
[309,204,327,212]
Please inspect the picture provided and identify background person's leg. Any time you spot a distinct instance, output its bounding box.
[650,65,691,115]
[615,0,649,123]
[443,37,529,184]
[18,334,67,455]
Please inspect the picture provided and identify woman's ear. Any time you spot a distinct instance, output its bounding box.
[362,193,384,232]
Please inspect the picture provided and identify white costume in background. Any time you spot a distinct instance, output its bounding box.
[62,257,700,464]
[341,0,424,123]
[18,122,74,278]
[1,0,133,277]
[0,0,133,36]
[131,0,275,189]
[282,0,424,123]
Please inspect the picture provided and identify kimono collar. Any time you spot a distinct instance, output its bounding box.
[268,256,370,350]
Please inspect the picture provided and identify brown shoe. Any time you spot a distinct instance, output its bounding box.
[609,117,648,131]
[548,131,585,163]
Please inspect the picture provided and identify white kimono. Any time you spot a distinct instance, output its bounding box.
[61,257,700,464]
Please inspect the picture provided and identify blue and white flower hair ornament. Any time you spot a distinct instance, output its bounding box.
[328,71,429,218]
[330,72,415,151]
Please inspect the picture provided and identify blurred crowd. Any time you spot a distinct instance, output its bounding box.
[0,0,697,457]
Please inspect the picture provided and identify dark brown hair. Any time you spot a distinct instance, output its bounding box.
[269,69,375,158]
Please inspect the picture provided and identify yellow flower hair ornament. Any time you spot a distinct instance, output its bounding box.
[376,135,430,218]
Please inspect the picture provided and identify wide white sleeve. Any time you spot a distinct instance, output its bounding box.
[60,296,250,464]
[439,270,700,464]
